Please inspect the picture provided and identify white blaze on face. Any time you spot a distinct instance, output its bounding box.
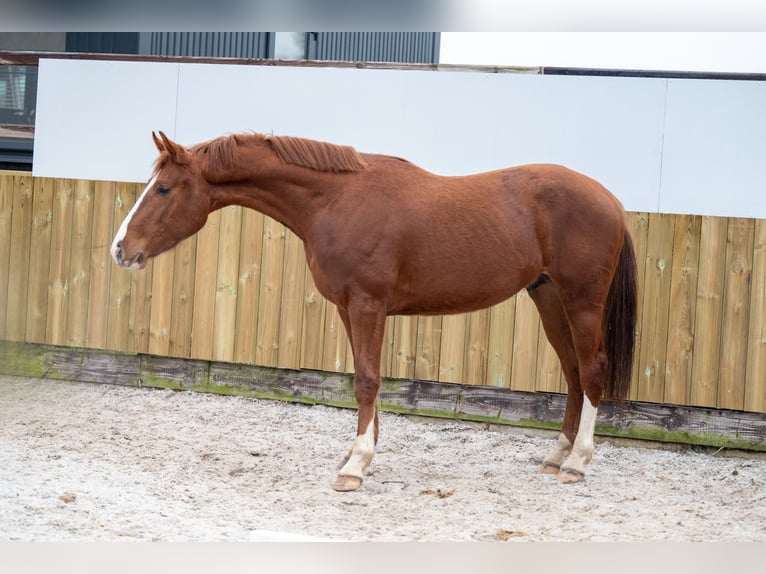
[110,174,158,267]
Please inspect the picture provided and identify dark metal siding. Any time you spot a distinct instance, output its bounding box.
[145,32,274,59]
[65,33,140,55]
[308,32,440,64]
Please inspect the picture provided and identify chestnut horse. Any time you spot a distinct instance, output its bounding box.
[112,131,637,491]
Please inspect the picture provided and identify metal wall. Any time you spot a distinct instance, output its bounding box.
[141,32,275,59]
[64,32,440,63]
[308,32,440,63]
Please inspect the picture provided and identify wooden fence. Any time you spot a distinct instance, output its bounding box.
[1,171,765,414]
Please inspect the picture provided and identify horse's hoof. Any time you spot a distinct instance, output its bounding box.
[557,467,585,484]
[333,475,363,492]
[540,462,561,475]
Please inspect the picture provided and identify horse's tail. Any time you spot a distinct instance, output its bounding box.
[602,228,638,402]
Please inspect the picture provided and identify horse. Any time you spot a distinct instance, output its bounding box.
[111,131,638,491]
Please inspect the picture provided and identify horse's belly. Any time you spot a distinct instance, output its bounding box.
[389,271,531,316]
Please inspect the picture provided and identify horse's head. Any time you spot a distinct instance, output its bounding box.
[111,131,211,269]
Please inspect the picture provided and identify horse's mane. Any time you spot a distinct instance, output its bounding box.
[265,135,368,173]
[160,133,368,176]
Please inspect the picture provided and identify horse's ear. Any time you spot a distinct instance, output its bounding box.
[152,131,164,152]
[158,131,190,165]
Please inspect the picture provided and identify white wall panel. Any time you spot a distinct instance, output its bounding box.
[33,59,179,183]
[31,58,765,218]
[659,79,766,217]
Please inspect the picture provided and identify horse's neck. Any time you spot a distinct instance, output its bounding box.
[208,175,329,241]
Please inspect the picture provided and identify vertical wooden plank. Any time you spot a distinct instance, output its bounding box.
[24,177,55,344]
[87,181,116,349]
[745,219,766,413]
[277,229,307,369]
[509,290,539,392]
[380,316,395,377]
[626,212,650,401]
[212,205,242,362]
[536,324,564,394]
[414,315,442,382]
[168,235,197,358]
[45,178,75,346]
[463,309,490,386]
[66,179,95,347]
[664,214,701,405]
[125,181,154,354]
[5,175,34,341]
[128,230,153,353]
[147,249,175,356]
[106,182,137,351]
[486,298,516,388]
[637,212,675,403]
[389,315,418,380]
[190,210,221,360]
[300,265,327,370]
[438,313,467,383]
[233,209,264,364]
[718,217,755,410]
[0,174,14,338]
[322,304,348,373]
[690,216,728,408]
[255,217,286,366]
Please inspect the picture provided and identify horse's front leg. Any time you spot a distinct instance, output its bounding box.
[333,301,386,492]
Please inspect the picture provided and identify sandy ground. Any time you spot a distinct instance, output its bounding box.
[1,375,765,542]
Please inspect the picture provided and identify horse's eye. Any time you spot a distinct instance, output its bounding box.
[156,185,171,195]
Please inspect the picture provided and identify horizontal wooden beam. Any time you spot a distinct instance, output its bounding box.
[1,340,765,452]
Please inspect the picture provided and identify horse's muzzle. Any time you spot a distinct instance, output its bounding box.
[112,241,146,270]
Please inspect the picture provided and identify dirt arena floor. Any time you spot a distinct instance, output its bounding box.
[1,375,765,542]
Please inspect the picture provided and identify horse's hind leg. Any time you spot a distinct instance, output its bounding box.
[556,299,609,483]
[333,299,386,492]
[526,278,583,476]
